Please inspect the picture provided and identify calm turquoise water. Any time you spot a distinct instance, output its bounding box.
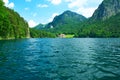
[0,38,120,80]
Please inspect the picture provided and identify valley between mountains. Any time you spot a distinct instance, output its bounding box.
[1,0,120,39]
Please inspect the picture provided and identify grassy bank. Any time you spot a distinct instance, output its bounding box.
[65,34,74,38]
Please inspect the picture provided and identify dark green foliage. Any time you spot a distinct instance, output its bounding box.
[30,28,56,38]
[76,13,120,37]
[0,0,4,6]
[0,0,29,39]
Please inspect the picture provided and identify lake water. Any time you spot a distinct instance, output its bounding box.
[0,38,120,80]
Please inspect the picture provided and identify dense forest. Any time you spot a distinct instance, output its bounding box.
[30,28,56,38]
[0,0,30,39]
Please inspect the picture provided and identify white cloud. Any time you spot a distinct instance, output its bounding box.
[48,0,62,5]
[28,20,38,28]
[3,0,9,4]
[25,0,31,2]
[7,2,14,8]
[65,0,103,17]
[3,0,14,8]
[66,0,87,8]
[37,4,48,8]
[25,7,29,10]
[48,13,59,22]
[76,7,97,18]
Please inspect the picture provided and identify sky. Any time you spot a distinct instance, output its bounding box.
[3,0,103,28]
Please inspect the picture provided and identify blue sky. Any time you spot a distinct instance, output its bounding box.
[3,0,103,27]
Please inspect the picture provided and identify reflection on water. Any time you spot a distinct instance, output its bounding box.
[0,38,120,80]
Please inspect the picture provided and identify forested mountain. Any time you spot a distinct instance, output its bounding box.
[76,0,120,37]
[39,10,87,34]
[39,0,120,38]
[46,10,87,28]
[0,0,30,39]
[76,13,120,37]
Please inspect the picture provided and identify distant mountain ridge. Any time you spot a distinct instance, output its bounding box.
[34,24,45,29]
[45,10,87,28]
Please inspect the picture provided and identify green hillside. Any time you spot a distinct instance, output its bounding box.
[40,10,87,34]
[0,0,30,39]
[76,13,120,37]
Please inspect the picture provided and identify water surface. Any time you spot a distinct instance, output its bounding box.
[0,38,120,80]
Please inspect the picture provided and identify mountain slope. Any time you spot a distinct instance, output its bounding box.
[91,0,120,21]
[46,10,87,28]
[74,0,120,37]
[34,24,45,29]
[43,10,87,34]
[0,0,30,39]
[77,12,120,37]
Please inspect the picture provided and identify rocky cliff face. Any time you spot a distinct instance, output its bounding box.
[91,0,120,21]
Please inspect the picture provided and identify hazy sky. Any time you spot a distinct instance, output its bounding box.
[3,0,103,27]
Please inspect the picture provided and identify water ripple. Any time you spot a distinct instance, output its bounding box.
[0,38,120,80]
